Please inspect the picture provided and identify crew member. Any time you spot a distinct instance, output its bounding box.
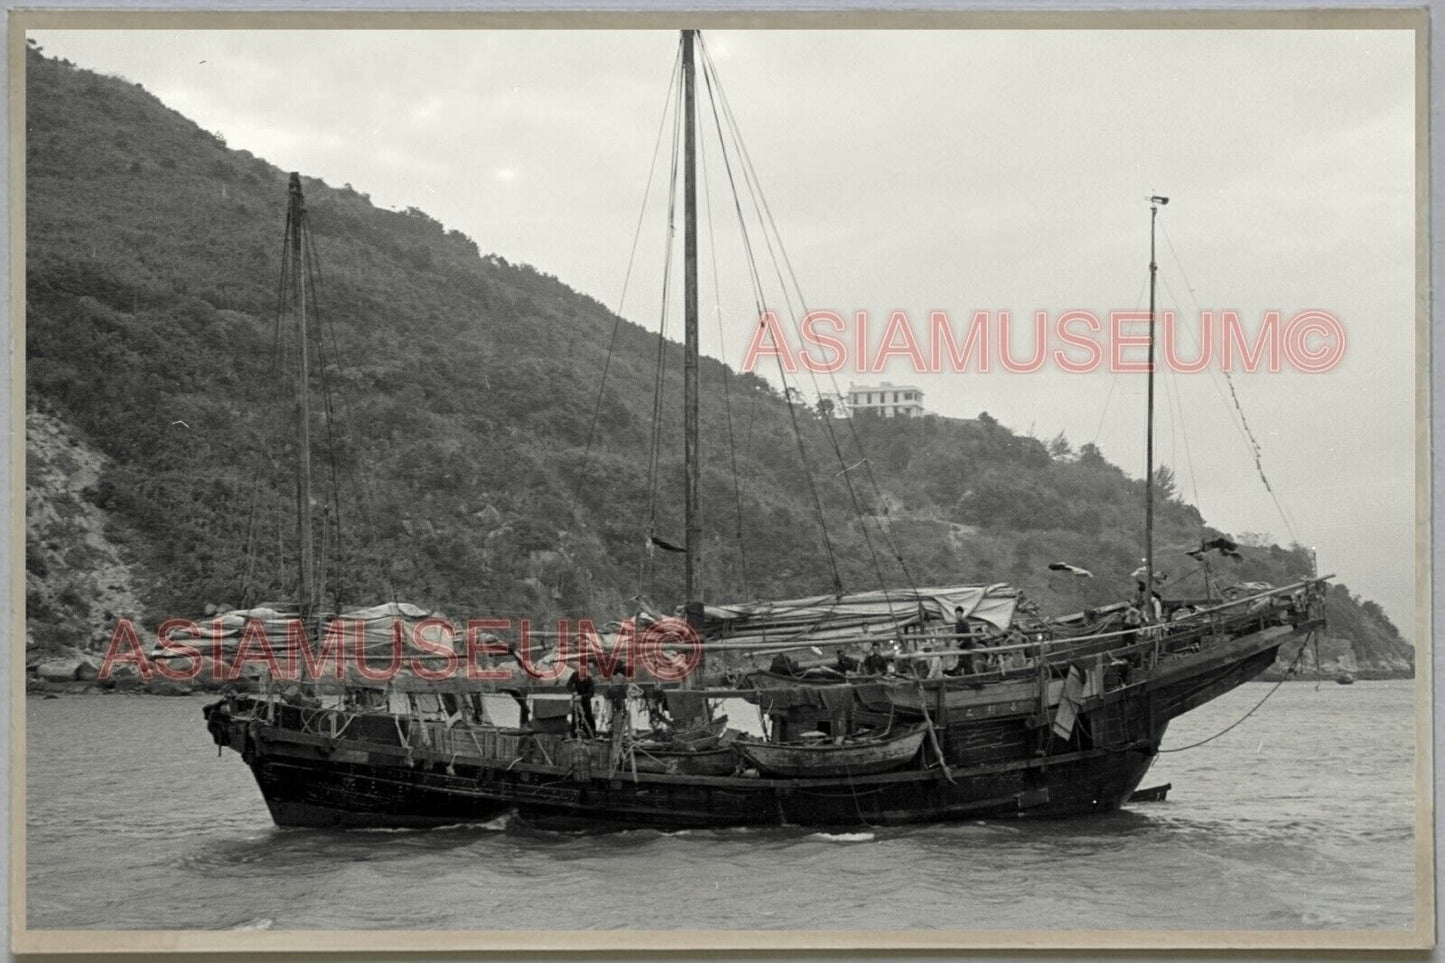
[566,669,597,737]
[861,641,891,675]
[954,605,980,674]
[1135,580,1164,622]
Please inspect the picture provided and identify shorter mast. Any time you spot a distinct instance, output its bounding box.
[1144,194,1167,618]
[288,172,316,621]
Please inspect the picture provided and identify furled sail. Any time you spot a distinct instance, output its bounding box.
[154,601,473,689]
[695,583,1020,648]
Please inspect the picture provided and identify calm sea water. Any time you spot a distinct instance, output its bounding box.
[25,681,1417,932]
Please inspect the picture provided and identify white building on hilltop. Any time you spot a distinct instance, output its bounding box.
[844,382,925,418]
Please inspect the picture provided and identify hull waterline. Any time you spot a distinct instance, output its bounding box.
[207,622,1302,830]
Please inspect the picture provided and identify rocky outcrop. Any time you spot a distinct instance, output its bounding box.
[25,408,150,663]
[1263,625,1415,682]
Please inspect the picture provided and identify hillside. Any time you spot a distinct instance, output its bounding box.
[22,45,1413,680]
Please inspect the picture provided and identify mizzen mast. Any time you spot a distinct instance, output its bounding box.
[1144,194,1168,609]
[287,172,316,620]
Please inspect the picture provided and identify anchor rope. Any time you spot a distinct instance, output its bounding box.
[1157,638,1307,753]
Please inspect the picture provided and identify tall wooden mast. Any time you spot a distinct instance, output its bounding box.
[682,30,702,631]
[1144,194,1167,613]
[288,172,316,619]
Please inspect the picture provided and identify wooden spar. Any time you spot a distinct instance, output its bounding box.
[1036,640,1048,737]
[688,575,1331,655]
[681,29,705,699]
[175,572,1319,666]
[163,575,1323,679]
[288,172,316,621]
[682,30,701,627]
[1145,194,1166,663]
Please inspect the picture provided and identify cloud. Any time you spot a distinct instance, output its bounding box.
[26,26,1418,628]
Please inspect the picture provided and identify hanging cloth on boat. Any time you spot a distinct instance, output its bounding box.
[1082,658,1105,699]
[1052,664,1086,740]
[754,686,831,712]
[817,685,853,717]
[663,690,707,721]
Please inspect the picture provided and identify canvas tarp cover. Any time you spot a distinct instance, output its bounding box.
[697,584,1019,648]
[154,602,478,689]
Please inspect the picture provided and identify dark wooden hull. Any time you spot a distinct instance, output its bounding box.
[250,756,514,828]
[206,623,1299,830]
[241,731,1157,829]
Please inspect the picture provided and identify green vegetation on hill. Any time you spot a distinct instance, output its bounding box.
[23,45,1413,677]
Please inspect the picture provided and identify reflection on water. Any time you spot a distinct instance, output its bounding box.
[25,681,1416,931]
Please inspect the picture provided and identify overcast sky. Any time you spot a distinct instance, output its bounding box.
[29,27,1418,632]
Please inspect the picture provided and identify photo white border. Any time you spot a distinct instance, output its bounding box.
[3,3,1434,955]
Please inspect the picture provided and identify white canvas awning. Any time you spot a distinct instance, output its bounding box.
[695,583,1020,648]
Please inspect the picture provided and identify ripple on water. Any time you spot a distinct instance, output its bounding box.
[807,831,875,842]
[23,686,1421,932]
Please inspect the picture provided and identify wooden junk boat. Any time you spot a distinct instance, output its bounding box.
[198,31,1330,829]
[201,576,1326,828]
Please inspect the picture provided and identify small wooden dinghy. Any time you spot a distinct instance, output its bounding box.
[738,725,927,778]
[628,742,740,776]
[616,720,740,776]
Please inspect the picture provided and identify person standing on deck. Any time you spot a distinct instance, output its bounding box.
[953,606,980,674]
[861,641,891,675]
[566,670,597,737]
[1135,580,1164,623]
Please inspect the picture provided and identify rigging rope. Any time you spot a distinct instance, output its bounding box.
[237,462,265,608]
[246,178,400,609]
[1165,355,1205,519]
[700,40,890,594]
[1090,273,1149,448]
[300,219,344,606]
[700,37,918,600]
[242,201,299,606]
[1157,638,1307,753]
[696,41,842,594]
[573,39,683,515]
[300,204,398,605]
[640,55,686,595]
[698,115,752,596]
[1158,221,1300,546]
